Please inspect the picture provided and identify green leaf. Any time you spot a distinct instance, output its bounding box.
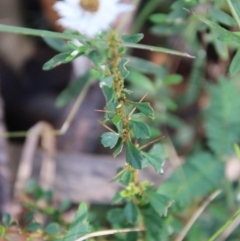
[142,152,164,174]
[120,169,133,185]
[101,86,115,103]
[64,203,90,241]
[43,51,75,70]
[111,166,132,184]
[101,132,120,149]
[2,213,11,228]
[126,141,143,169]
[132,102,154,119]
[128,57,164,75]
[59,199,71,213]
[104,102,117,119]
[121,42,194,58]
[124,201,139,224]
[0,225,6,238]
[193,13,240,45]
[121,33,144,43]
[229,49,240,75]
[42,37,71,52]
[130,121,150,139]
[100,76,113,88]
[210,8,235,27]
[205,77,240,155]
[112,115,122,125]
[44,223,61,235]
[141,206,164,241]
[149,13,168,24]
[107,208,125,225]
[157,152,224,208]
[126,70,155,93]
[163,74,183,85]
[146,191,173,217]
[113,142,124,157]
[119,58,130,78]
[26,222,41,232]
[56,72,90,107]
[23,211,34,223]
[0,24,88,42]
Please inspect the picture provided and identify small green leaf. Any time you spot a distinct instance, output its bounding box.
[101,132,120,149]
[229,49,240,75]
[210,8,235,27]
[43,51,74,70]
[142,152,164,174]
[104,102,117,119]
[26,222,41,232]
[163,74,183,85]
[126,141,143,169]
[121,33,144,43]
[193,13,240,45]
[0,225,6,238]
[59,199,71,213]
[119,58,130,78]
[111,167,132,184]
[133,102,154,119]
[147,192,173,217]
[42,37,71,52]
[64,203,90,241]
[107,208,125,225]
[101,86,115,103]
[23,211,34,223]
[124,201,139,224]
[130,121,150,139]
[44,223,61,235]
[149,13,168,24]
[120,169,133,185]
[100,76,113,88]
[127,70,155,92]
[2,213,11,227]
[112,115,122,125]
[113,142,124,157]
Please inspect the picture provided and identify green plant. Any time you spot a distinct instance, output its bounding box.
[1,0,240,240]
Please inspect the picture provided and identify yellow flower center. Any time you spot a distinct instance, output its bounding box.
[80,0,100,13]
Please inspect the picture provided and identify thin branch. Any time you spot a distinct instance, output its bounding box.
[76,227,145,241]
[218,214,240,241]
[208,204,240,241]
[174,189,222,241]
[95,109,116,113]
[129,92,148,117]
[98,120,116,133]
[59,81,90,135]
[139,136,165,150]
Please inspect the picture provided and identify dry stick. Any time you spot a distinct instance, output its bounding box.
[75,227,145,241]
[59,81,91,135]
[139,136,165,150]
[218,214,240,241]
[174,189,222,241]
[129,92,148,117]
[0,81,91,139]
[39,123,56,190]
[14,122,56,194]
[97,120,116,133]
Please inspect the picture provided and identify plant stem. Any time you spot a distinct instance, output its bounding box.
[75,227,145,241]
[208,205,240,241]
[174,189,222,241]
[226,0,240,29]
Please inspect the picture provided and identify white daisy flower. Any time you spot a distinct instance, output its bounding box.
[53,0,134,37]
